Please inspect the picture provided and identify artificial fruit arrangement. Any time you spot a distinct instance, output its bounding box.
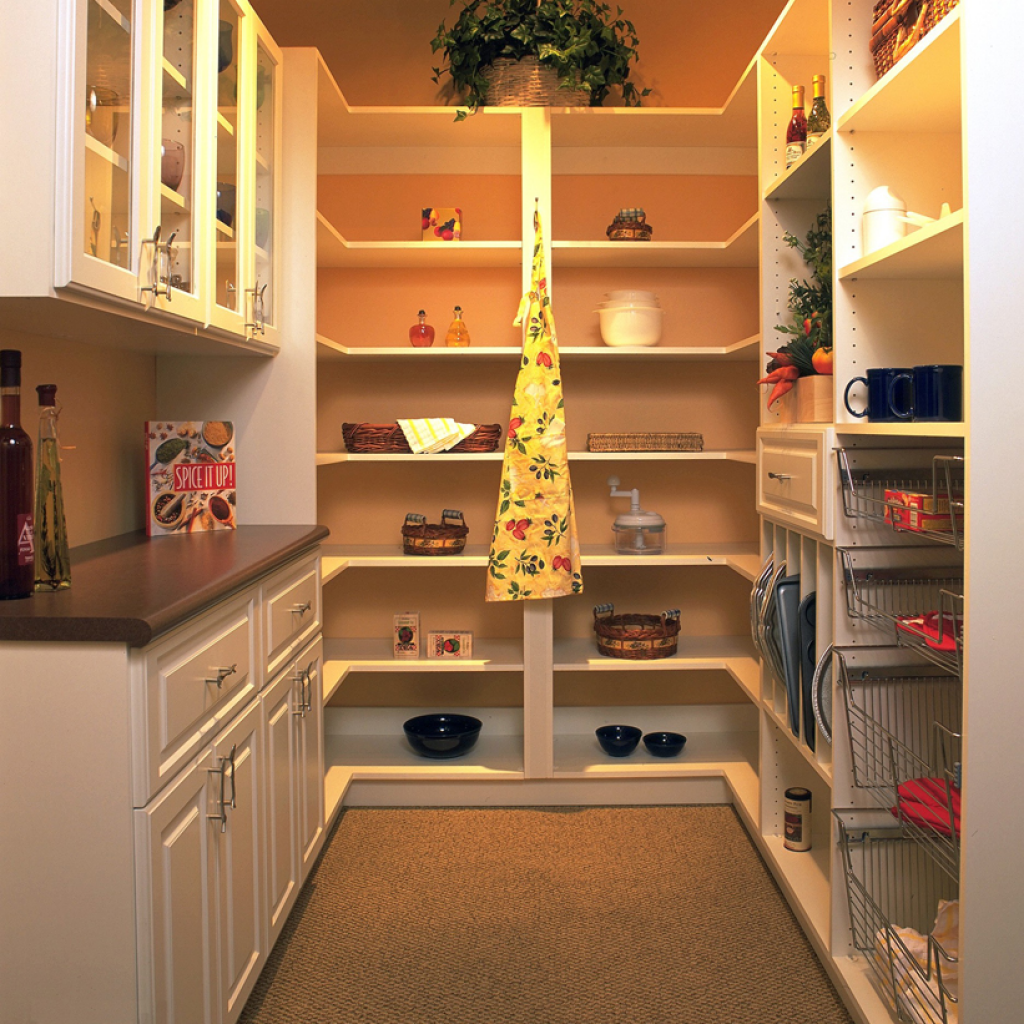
[760,205,833,410]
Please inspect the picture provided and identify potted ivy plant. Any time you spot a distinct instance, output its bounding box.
[430,0,650,119]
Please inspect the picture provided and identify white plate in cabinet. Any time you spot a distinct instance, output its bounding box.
[757,427,835,539]
[262,554,321,681]
[131,587,259,805]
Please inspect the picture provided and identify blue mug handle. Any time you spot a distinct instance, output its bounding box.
[888,373,914,420]
[843,376,869,418]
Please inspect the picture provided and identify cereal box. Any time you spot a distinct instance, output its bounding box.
[394,613,420,659]
[146,421,236,536]
[421,207,461,241]
[884,488,960,533]
[426,631,474,659]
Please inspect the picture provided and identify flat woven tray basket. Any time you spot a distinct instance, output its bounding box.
[402,510,469,556]
[870,0,959,78]
[342,423,502,454]
[588,432,704,453]
[593,604,681,660]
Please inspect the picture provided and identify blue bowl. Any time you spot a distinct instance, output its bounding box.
[643,731,687,757]
[404,713,482,759]
[596,724,642,757]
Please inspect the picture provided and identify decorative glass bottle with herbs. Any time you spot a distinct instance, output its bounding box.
[806,75,830,148]
[34,384,71,591]
[409,309,435,348]
[445,305,471,347]
[0,349,34,600]
[785,84,807,167]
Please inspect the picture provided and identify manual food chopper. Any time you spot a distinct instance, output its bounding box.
[608,477,667,555]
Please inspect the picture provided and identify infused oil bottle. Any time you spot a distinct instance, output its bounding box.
[0,349,34,599]
[34,384,71,591]
[445,306,471,347]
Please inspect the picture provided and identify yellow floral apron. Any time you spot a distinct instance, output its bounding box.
[486,213,582,602]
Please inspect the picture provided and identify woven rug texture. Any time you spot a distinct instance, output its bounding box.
[240,805,854,1024]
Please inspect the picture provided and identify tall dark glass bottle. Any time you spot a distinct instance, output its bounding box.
[34,384,71,592]
[0,349,34,599]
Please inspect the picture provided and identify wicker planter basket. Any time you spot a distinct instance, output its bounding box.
[342,423,502,454]
[588,432,704,453]
[593,604,681,660]
[870,0,959,79]
[482,56,589,108]
[402,510,469,556]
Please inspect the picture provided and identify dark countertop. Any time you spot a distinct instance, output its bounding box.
[0,525,329,647]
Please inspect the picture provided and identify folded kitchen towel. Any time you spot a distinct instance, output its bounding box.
[397,418,476,454]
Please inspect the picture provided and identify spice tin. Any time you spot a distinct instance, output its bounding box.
[393,613,420,659]
[784,787,812,852]
[426,631,473,659]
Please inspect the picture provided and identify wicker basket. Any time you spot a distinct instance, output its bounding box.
[593,604,681,660]
[482,57,589,108]
[588,432,704,453]
[402,510,469,556]
[870,0,959,78]
[342,423,502,454]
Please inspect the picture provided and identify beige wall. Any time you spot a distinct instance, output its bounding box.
[255,0,788,108]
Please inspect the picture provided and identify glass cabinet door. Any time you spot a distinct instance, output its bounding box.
[251,34,278,337]
[80,0,136,283]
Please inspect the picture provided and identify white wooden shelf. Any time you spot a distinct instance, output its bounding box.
[553,729,758,777]
[84,133,128,174]
[161,57,189,96]
[834,421,965,438]
[551,212,758,269]
[759,833,831,950]
[94,0,129,33]
[763,700,833,785]
[317,211,522,269]
[838,6,961,135]
[316,334,760,362]
[838,209,963,281]
[762,0,830,57]
[216,110,235,137]
[323,637,525,704]
[322,542,762,585]
[160,184,187,210]
[553,636,760,701]
[215,218,234,239]
[255,149,270,172]
[323,734,524,778]
[316,449,755,466]
[763,132,831,201]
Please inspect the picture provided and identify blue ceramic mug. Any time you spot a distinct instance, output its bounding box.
[844,367,913,422]
[889,365,963,422]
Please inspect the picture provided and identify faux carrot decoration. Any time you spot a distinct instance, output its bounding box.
[757,365,800,409]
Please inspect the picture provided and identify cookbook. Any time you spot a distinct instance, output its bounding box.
[146,421,237,536]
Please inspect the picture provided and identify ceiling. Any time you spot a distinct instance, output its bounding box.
[251,0,789,108]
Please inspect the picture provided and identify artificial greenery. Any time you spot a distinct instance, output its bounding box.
[770,204,832,374]
[430,0,650,119]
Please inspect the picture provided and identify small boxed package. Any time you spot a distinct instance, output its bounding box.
[884,488,960,533]
[427,630,473,659]
[422,207,461,241]
[394,613,420,659]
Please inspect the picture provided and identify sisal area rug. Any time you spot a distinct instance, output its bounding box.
[240,805,853,1024]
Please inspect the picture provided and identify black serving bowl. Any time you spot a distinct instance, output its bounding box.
[643,731,687,758]
[403,713,482,759]
[596,724,642,757]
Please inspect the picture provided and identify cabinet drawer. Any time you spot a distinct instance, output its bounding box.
[757,427,834,539]
[263,553,321,680]
[133,587,258,805]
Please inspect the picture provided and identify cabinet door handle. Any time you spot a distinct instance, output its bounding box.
[227,743,237,812]
[768,471,792,481]
[292,667,308,717]
[205,663,238,688]
[205,743,236,833]
[292,601,311,616]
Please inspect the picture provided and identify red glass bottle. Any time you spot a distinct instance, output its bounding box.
[785,84,807,167]
[0,349,35,600]
[409,309,435,348]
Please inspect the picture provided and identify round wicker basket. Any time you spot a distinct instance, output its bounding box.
[482,57,589,108]
[402,510,469,557]
[593,604,681,660]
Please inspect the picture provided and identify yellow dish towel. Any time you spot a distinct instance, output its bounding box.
[397,418,476,454]
[486,211,582,601]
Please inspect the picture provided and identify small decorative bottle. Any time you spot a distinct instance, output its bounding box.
[785,84,807,167]
[445,305,471,348]
[34,385,71,591]
[806,75,830,148]
[0,349,34,600]
[409,309,435,348]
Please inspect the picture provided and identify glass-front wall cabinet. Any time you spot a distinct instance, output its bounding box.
[252,34,277,333]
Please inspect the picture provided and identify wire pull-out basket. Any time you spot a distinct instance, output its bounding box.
[835,809,959,1024]
[837,651,962,881]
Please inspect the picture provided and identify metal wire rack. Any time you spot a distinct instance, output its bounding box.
[837,651,962,881]
[835,810,959,1024]
[838,550,964,679]
[836,451,965,551]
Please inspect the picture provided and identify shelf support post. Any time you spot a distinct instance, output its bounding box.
[523,599,554,778]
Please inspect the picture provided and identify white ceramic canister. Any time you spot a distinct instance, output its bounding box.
[862,185,909,255]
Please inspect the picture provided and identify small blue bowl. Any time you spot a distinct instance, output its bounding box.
[643,731,687,757]
[596,724,642,757]
[404,713,482,759]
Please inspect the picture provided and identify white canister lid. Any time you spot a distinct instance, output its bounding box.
[863,185,907,215]
[613,509,666,531]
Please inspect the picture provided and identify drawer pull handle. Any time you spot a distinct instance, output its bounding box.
[292,601,312,616]
[205,663,238,688]
[768,472,792,481]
